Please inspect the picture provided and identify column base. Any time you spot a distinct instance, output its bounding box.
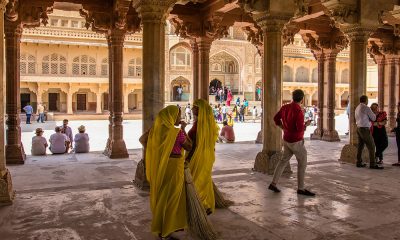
[255,130,262,143]
[253,150,291,175]
[321,129,340,142]
[340,144,370,164]
[310,128,323,140]
[105,140,129,159]
[133,159,149,190]
[6,144,26,164]
[0,169,15,206]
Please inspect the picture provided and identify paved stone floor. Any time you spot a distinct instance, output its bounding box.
[1,135,400,240]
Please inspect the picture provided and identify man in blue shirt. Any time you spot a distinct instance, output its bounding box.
[23,103,33,124]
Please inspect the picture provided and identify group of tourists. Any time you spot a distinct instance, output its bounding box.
[23,102,46,124]
[304,105,318,126]
[31,119,90,155]
[211,100,259,124]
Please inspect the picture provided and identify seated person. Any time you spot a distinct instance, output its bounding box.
[31,128,48,155]
[74,125,90,153]
[218,120,235,143]
[49,126,68,154]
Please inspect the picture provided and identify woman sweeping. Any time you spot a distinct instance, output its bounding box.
[142,105,192,239]
[187,99,232,214]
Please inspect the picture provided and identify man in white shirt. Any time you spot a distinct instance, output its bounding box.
[31,128,48,155]
[252,106,258,123]
[221,104,228,121]
[49,126,68,154]
[36,103,45,123]
[355,95,383,169]
[185,103,191,123]
[74,125,90,153]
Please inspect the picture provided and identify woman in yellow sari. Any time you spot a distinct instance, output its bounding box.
[142,105,192,239]
[187,99,219,214]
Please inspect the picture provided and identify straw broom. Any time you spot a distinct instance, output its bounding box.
[213,181,234,209]
[184,166,218,240]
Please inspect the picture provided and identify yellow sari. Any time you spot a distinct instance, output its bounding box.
[189,99,219,213]
[146,105,187,237]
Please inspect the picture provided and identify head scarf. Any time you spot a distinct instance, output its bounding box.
[146,105,180,211]
[189,99,219,212]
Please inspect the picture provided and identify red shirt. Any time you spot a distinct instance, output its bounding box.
[274,102,305,143]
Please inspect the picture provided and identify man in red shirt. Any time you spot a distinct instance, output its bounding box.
[268,89,315,196]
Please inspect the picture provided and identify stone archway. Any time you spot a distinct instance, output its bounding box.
[171,76,190,102]
[209,78,222,95]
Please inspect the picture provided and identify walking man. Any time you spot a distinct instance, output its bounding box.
[355,95,383,169]
[36,102,45,123]
[268,89,315,196]
[23,103,33,124]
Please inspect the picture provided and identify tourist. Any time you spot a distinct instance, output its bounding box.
[36,102,45,123]
[185,103,192,123]
[49,126,68,154]
[74,125,90,153]
[23,103,33,124]
[142,105,192,239]
[370,103,388,164]
[187,99,219,214]
[31,128,48,156]
[243,98,249,115]
[226,90,232,107]
[257,86,262,101]
[177,85,183,101]
[218,120,235,143]
[221,103,228,121]
[60,119,73,153]
[355,95,383,169]
[393,102,400,167]
[219,88,224,103]
[236,97,241,106]
[227,113,234,126]
[239,105,245,122]
[252,106,258,123]
[268,89,315,196]
[232,105,239,122]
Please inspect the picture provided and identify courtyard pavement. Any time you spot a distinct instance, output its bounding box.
[1,132,400,239]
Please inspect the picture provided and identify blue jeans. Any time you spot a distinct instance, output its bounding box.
[37,113,45,123]
[26,114,31,124]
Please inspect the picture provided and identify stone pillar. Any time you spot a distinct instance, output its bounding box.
[106,29,128,159]
[387,56,397,131]
[104,36,113,155]
[322,51,340,142]
[197,37,212,101]
[336,93,341,109]
[311,53,324,140]
[0,0,15,205]
[377,57,385,109]
[340,29,370,163]
[36,84,43,105]
[123,89,129,114]
[139,4,169,132]
[254,21,286,174]
[96,92,102,114]
[191,40,199,101]
[66,91,73,114]
[5,21,25,164]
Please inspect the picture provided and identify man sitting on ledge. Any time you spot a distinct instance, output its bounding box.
[218,120,235,143]
[49,126,68,154]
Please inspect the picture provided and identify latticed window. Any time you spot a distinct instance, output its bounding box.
[42,53,67,75]
[128,58,142,77]
[20,53,36,74]
[170,46,191,70]
[101,58,108,76]
[72,55,96,76]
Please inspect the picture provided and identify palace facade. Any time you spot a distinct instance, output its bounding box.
[19,9,378,115]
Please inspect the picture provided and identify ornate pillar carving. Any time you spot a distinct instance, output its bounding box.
[105,29,128,159]
[322,50,340,142]
[5,20,25,164]
[340,27,372,163]
[310,52,324,140]
[253,18,288,174]
[190,39,199,101]
[0,0,15,205]
[197,37,212,101]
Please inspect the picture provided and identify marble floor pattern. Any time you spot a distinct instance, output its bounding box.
[1,137,400,240]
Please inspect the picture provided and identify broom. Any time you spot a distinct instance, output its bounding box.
[213,181,234,209]
[184,166,218,240]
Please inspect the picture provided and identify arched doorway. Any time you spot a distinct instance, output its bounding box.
[171,76,190,101]
[209,79,222,95]
[255,80,262,101]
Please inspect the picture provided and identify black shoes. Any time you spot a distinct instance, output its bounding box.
[297,189,316,197]
[268,184,281,193]
[370,165,384,170]
[356,163,367,168]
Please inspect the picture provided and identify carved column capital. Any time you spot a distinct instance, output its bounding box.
[4,21,22,40]
[255,15,290,33]
[136,1,175,23]
[107,29,126,46]
[343,25,375,43]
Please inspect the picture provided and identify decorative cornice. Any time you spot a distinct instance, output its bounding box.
[282,20,300,46]
[321,0,358,27]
